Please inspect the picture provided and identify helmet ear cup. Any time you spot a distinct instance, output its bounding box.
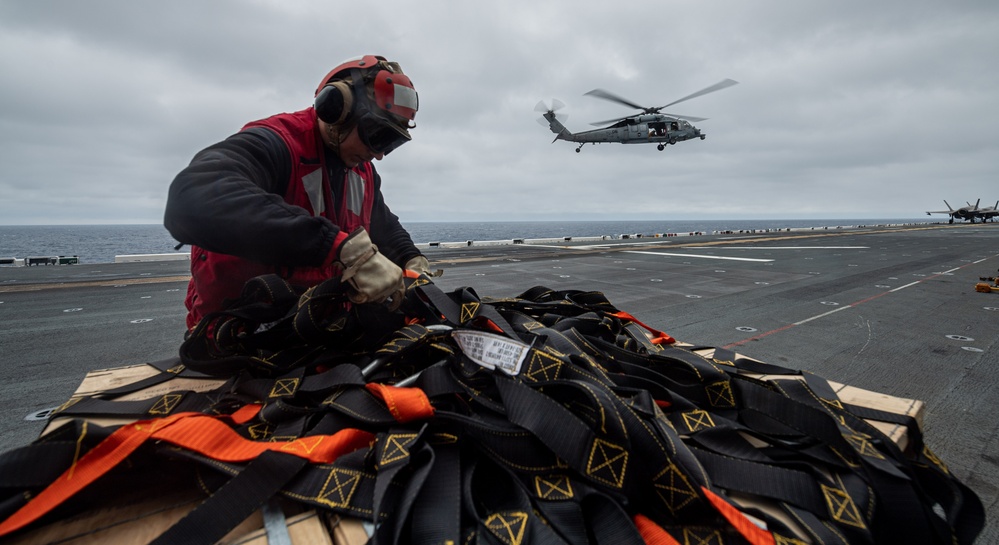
[315,81,354,125]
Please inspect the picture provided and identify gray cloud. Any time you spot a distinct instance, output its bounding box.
[1,0,996,224]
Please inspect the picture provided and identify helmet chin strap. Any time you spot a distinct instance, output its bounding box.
[322,120,349,158]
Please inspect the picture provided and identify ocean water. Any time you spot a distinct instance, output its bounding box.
[0,219,930,265]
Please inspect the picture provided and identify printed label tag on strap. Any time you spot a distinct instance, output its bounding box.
[452,330,530,376]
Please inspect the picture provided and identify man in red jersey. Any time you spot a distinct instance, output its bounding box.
[165,55,432,330]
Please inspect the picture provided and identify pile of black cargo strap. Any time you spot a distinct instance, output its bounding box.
[0,273,985,544]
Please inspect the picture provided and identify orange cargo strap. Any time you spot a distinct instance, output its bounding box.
[365,383,435,423]
[632,514,682,545]
[611,310,676,344]
[0,409,373,537]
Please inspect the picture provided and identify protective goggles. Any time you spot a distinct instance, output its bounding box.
[355,106,412,155]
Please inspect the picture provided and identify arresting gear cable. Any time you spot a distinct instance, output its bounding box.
[0,273,985,544]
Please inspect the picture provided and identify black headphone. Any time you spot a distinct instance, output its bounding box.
[314,80,355,125]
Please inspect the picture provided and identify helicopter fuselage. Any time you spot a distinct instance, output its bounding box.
[543,111,704,147]
[537,78,735,152]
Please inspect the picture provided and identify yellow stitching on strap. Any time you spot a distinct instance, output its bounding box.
[535,475,574,500]
[484,511,528,545]
[821,484,867,529]
[844,433,886,460]
[923,446,950,475]
[682,527,723,545]
[149,394,182,415]
[653,462,699,515]
[524,350,564,382]
[269,378,300,397]
[380,433,417,466]
[460,302,479,323]
[247,423,273,440]
[682,409,716,432]
[705,381,735,407]
[316,467,362,508]
[586,438,628,488]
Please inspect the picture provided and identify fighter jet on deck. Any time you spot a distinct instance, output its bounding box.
[926,199,997,223]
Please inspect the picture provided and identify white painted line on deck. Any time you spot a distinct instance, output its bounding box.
[889,281,921,292]
[685,246,869,250]
[625,251,774,263]
[556,240,684,250]
[793,305,851,325]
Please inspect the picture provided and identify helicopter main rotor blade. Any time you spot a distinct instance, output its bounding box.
[657,79,739,110]
[584,89,647,112]
[589,115,631,127]
[589,112,708,126]
[663,113,709,122]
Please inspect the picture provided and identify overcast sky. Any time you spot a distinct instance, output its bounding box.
[1,1,996,225]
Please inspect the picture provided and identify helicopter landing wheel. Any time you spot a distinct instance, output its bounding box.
[668,138,676,145]
[657,144,665,151]
[575,147,581,153]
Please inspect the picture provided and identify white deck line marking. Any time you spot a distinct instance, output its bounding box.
[889,282,921,292]
[793,305,851,325]
[685,246,869,250]
[626,251,773,263]
[558,240,682,250]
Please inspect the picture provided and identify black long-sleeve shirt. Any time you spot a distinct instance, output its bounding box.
[164,126,421,268]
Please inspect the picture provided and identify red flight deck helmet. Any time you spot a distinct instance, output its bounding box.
[314,55,418,154]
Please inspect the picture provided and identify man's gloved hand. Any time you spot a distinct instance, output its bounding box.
[404,255,442,278]
[336,228,405,309]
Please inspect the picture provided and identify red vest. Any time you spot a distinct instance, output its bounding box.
[184,108,376,329]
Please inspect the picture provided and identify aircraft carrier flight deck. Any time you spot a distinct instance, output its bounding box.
[1,222,997,540]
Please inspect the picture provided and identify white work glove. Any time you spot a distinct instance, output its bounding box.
[336,228,405,309]
[405,255,442,278]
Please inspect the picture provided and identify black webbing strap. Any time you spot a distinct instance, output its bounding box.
[463,457,573,545]
[150,450,307,545]
[52,390,217,420]
[371,428,436,545]
[409,439,462,544]
[690,446,828,515]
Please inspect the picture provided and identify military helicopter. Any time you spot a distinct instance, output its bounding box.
[536,79,738,152]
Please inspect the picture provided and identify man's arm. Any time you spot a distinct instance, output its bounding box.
[164,127,341,267]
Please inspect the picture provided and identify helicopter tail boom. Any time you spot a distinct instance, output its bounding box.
[543,111,573,141]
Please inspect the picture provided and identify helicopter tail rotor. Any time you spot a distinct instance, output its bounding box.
[535,99,568,126]
[535,99,574,142]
